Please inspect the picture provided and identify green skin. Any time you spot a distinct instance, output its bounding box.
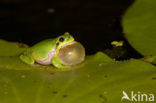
[20,32,74,68]
[111,41,124,47]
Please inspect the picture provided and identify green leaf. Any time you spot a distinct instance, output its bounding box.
[122,0,156,56]
[0,40,28,56]
[0,40,156,103]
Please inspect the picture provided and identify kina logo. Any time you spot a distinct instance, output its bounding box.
[121,91,154,102]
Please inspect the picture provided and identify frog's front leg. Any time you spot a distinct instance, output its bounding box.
[52,56,69,68]
[20,53,35,64]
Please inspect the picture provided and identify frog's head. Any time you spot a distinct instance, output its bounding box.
[54,32,85,66]
[55,32,75,53]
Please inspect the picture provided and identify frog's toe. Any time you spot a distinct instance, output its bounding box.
[20,54,35,64]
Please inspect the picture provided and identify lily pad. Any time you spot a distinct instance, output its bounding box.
[122,0,156,56]
[0,39,156,103]
[0,40,28,56]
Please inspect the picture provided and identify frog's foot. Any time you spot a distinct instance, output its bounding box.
[20,54,35,64]
[52,56,69,68]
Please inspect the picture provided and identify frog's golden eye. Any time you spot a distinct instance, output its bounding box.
[59,37,64,42]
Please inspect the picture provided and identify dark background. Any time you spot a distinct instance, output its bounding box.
[0,0,141,58]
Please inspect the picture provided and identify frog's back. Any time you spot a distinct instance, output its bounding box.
[26,39,56,60]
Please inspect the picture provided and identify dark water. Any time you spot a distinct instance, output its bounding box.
[0,0,142,59]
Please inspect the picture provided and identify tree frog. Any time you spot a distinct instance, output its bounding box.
[111,41,124,47]
[20,32,85,68]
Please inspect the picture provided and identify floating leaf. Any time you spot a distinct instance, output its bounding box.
[0,39,155,103]
[0,40,28,56]
[123,0,156,56]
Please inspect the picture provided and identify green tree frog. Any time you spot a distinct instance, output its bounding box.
[20,32,85,68]
[111,41,124,47]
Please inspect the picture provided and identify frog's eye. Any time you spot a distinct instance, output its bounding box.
[59,37,64,42]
